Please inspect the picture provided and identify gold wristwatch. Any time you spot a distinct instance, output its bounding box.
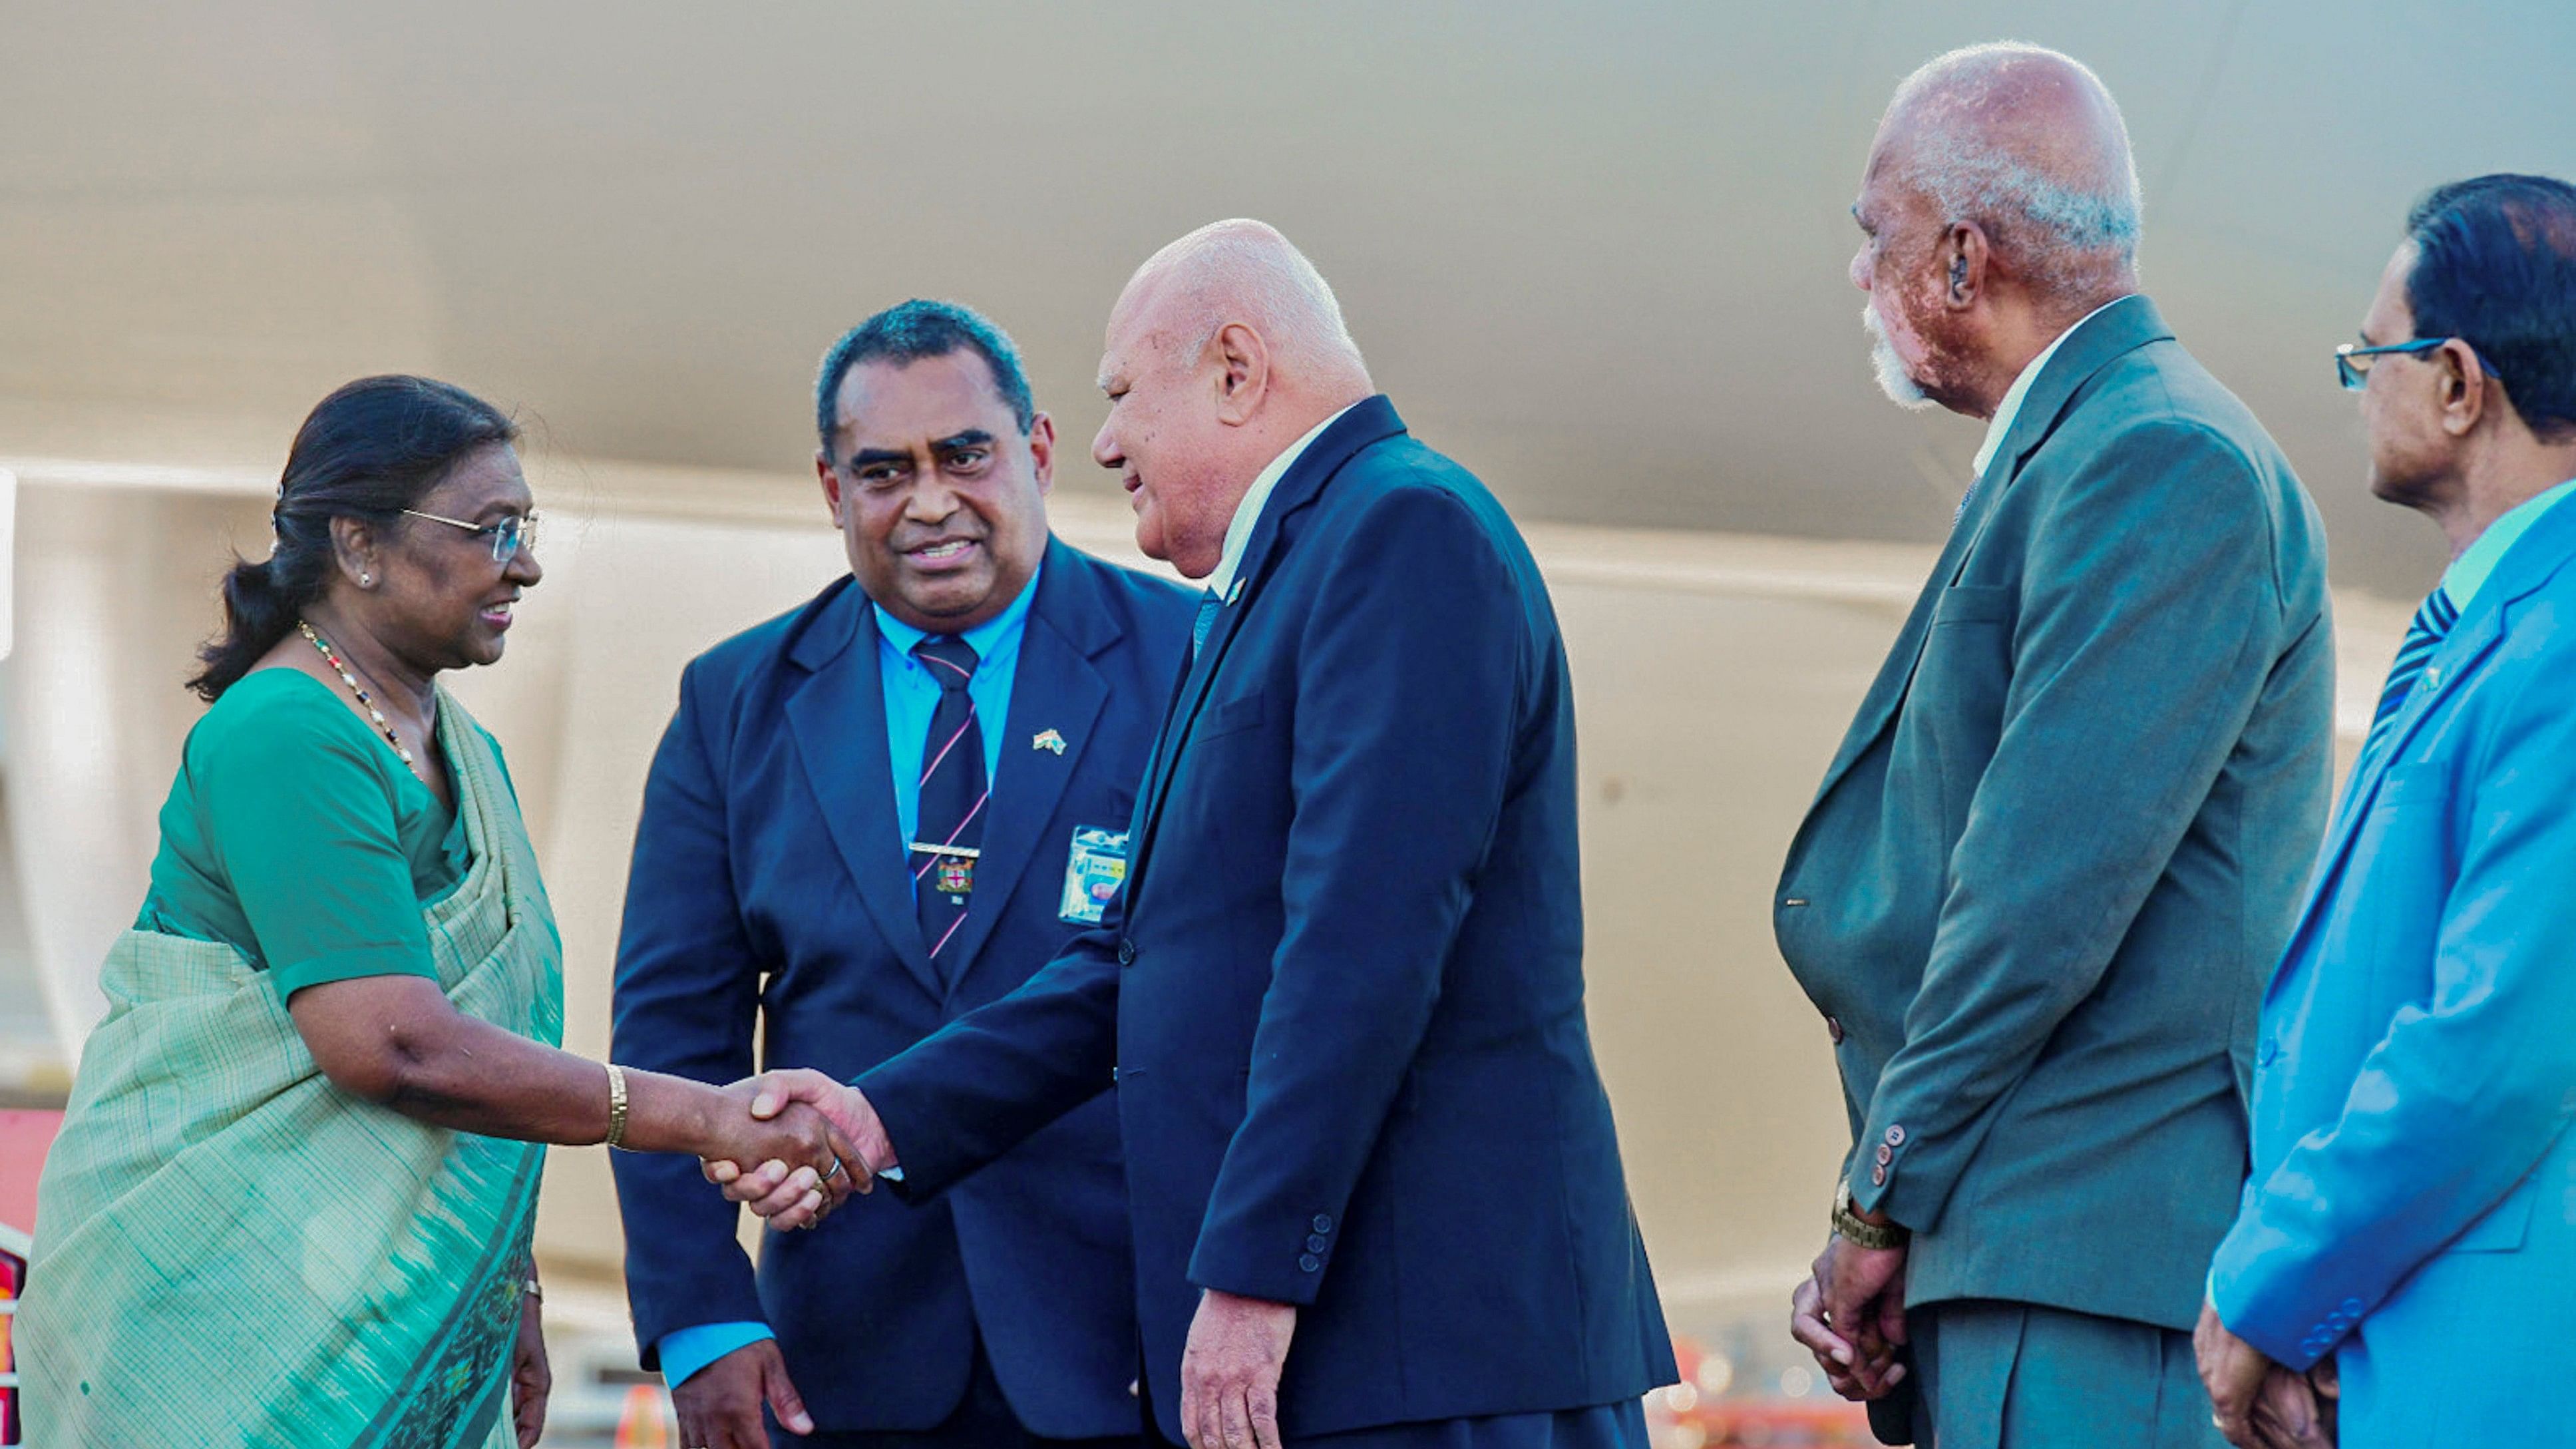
[1833,1177,1911,1251]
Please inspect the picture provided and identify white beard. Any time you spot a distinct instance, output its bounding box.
[1863,304,1937,411]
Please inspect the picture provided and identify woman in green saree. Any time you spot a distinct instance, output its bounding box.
[19,377,864,1449]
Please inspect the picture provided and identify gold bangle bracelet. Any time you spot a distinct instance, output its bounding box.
[604,1062,632,1150]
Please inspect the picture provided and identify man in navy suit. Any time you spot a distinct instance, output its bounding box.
[715,222,1676,1449]
[611,300,1195,1449]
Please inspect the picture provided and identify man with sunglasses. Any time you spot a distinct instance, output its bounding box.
[609,301,1194,1449]
[2197,174,2576,1449]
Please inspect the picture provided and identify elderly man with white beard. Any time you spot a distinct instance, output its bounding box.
[1774,43,2335,1448]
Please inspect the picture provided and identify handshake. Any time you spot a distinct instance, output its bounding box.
[697,1069,893,1229]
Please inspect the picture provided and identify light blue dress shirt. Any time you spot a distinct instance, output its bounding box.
[2443,477,2576,610]
[657,568,1039,1390]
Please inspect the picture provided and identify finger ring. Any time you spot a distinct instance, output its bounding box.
[823,1154,846,1181]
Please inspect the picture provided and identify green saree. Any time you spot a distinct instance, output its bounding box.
[21,690,564,1448]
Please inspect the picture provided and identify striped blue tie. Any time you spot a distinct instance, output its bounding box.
[1191,588,1221,660]
[2362,587,2460,764]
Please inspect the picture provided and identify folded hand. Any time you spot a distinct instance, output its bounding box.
[2247,1362,2336,1449]
[2195,1300,2277,1448]
[702,1068,894,1231]
[1790,1234,1908,1400]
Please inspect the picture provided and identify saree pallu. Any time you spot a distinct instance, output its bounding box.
[21,694,564,1449]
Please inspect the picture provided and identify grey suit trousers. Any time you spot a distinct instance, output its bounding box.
[1907,1301,2225,1449]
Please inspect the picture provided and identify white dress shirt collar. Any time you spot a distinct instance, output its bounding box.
[1970,296,2127,482]
[1206,403,1359,602]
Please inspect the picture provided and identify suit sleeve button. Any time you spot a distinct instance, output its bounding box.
[1307,1234,1328,1253]
[1875,1143,1893,1166]
[1298,1254,1321,1273]
[1312,1214,1333,1233]
[1885,1125,1906,1147]
[1869,1163,1887,1187]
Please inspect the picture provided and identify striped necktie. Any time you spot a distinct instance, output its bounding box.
[910,634,987,968]
[1191,588,1221,660]
[2362,587,2461,765]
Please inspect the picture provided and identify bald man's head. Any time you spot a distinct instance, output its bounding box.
[1878,43,2142,298]
[1092,220,1374,577]
[1849,43,2143,420]
[1110,219,1372,391]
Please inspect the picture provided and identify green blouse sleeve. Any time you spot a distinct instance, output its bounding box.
[188,681,443,1000]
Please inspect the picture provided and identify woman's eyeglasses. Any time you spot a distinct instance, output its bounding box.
[403,509,539,562]
[2335,338,2506,391]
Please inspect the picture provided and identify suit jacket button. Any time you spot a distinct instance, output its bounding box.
[1298,1253,1321,1273]
[1117,938,1137,966]
[2340,1297,2364,1317]
[1885,1125,1906,1147]
[1825,1016,1845,1044]
[1869,1163,1887,1187]
[1307,1234,1328,1253]
[1312,1214,1333,1233]
[1875,1143,1893,1167]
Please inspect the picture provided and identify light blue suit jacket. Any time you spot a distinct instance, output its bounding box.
[2212,493,2576,1446]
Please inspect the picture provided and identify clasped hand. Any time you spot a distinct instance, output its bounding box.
[1789,1234,1909,1401]
[701,1068,895,1229]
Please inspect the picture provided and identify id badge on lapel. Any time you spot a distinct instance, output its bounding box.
[1060,825,1130,925]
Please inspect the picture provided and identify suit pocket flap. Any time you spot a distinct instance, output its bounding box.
[1933,584,2015,626]
[1198,688,1266,739]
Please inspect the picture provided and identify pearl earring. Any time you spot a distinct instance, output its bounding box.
[360,572,373,587]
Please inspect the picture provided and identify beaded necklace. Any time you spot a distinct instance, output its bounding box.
[297,620,420,773]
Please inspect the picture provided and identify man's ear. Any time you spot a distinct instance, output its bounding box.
[2438,341,2495,439]
[1944,223,1991,310]
[1026,413,1057,495]
[1212,322,1272,427]
[817,451,846,525]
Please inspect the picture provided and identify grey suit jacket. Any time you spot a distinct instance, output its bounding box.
[1775,296,2334,1335]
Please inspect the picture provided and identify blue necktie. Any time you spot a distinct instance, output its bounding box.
[2362,587,2460,765]
[910,635,986,968]
[1192,588,1221,660]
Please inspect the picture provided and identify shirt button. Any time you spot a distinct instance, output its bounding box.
[1312,1214,1333,1233]
[1306,1234,1328,1253]
[1117,939,1137,966]
[1870,1163,1887,1187]
[1298,1254,1321,1273]
[1885,1126,1907,1147]
[1825,1016,1845,1045]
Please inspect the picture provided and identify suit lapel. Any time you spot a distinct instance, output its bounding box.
[1127,395,1407,904]
[2276,497,2576,981]
[785,586,944,999]
[1803,296,2175,814]
[940,545,1112,988]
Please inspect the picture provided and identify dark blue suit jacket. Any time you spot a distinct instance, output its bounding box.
[610,538,1194,1436]
[859,398,1677,1442]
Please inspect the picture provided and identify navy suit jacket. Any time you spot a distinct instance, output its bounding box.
[858,397,1677,1442]
[609,538,1195,1436]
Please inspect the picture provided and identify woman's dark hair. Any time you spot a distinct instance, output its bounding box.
[189,375,517,702]
[2404,173,2576,441]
